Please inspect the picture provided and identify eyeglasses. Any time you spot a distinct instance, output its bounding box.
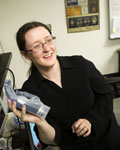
[24,36,56,53]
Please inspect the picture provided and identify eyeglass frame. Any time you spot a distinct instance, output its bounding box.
[23,36,56,53]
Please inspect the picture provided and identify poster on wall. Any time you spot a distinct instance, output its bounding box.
[109,0,120,39]
[65,0,100,33]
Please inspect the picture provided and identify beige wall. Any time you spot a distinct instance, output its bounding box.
[0,0,120,88]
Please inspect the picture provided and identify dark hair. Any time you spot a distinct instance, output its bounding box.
[16,21,52,51]
[16,21,52,74]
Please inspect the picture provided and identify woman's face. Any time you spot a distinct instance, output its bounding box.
[24,26,57,69]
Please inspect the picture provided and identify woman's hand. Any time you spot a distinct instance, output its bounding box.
[8,99,42,124]
[8,99,56,144]
[71,119,91,137]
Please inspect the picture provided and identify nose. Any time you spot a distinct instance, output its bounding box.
[42,43,50,52]
[42,42,47,48]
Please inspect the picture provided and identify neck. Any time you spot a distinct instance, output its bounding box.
[36,59,62,87]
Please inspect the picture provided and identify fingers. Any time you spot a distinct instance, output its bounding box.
[77,126,88,136]
[8,99,24,119]
[21,105,27,121]
[8,99,11,109]
[72,120,82,133]
[8,99,17,114]
[83,127,91,137]
[71,119,91,137]
[8,99,41,123]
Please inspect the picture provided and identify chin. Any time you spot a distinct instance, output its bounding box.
[45,59,56,68]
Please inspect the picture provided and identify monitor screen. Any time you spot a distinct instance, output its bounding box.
[0,52,12,137]
[0,52,12,96]
[0,52,12,114]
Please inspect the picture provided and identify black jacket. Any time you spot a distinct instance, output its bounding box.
[21,56,120,150]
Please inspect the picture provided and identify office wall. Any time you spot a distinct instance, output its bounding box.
[0,0,120,88]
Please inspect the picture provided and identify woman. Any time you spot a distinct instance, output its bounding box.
[8,21,120,150]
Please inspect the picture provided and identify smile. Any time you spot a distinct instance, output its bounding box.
[44,53,52,58]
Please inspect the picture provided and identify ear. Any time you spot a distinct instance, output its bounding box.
[20,51,31,60]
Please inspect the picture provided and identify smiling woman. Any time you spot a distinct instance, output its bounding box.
[17,24,58,79]
[8,21,120,150]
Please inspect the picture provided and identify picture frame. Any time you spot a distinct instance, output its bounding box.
[108,0,120,39]
[65,0,100,33]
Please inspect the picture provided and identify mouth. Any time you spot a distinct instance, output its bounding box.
[44,53,53,59]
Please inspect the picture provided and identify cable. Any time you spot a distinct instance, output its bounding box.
[17,116,22,137]
[5,68,16,90]
[0,68,16,89]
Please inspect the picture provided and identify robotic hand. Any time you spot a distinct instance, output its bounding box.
[4,80,50,119]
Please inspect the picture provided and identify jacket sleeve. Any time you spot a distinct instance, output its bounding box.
[84,59,114,137]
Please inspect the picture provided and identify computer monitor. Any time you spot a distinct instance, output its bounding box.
[0,52,12,114]
[0,52,12,137]
[0,52,12,96]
